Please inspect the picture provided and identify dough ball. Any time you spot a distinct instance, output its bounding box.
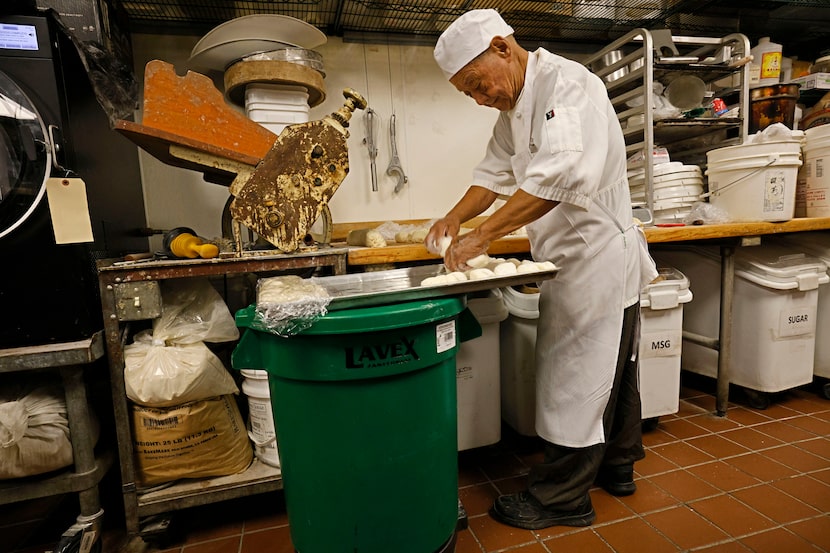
[447,271,468,282]
[517,263,541,274]
[468,268,496,280]
[395,230,412,243]
[493,262,518,276]
[506,258,522,267]
[347,228,387,248]
[410,228,429,242]
[467,254,492,269]
[420,276,442,287]
[535,261,557,271]
[439,236,452,256]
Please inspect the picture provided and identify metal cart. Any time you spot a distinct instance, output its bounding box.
[0,331,112,553]
[96,249,348,544]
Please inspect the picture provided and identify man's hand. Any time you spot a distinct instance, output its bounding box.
[444,228,490,271]
[425,217,461,255]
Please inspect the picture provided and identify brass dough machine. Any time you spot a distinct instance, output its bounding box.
[116,59,366,253]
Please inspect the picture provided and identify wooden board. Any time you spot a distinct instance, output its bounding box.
[338,217,830,266]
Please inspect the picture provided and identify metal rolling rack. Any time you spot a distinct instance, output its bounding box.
[583,28,751,213]
[0,331,112,553]
[96,249,348,541]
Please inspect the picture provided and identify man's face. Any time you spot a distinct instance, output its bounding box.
[450,47,520,112]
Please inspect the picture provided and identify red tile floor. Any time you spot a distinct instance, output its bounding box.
[6,380,830,553]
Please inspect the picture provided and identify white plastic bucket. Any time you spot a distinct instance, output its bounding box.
[639,267,693,419]
[499,285,540,436]
[803,125,830,217]
[456,290,508,451]
[706,140,802,222]
[240,369,280,468]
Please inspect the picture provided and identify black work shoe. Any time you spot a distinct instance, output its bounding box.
[596,465,636,496]
[490,492,595,530]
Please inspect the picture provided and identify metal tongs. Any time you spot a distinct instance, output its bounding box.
[363,107,378,192]
[386,112,408,193]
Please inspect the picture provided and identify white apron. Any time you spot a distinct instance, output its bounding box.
[492,51,657,448]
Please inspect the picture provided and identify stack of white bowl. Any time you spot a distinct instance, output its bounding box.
[628,162,704,223]
[245,83,310,135]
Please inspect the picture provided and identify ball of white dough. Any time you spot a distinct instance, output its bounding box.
[468,268,496,280]
[467,254,492,268]
[535,261,556,271]
[447,271,468,282]
[493,262,518,276]
[517,263,541,274]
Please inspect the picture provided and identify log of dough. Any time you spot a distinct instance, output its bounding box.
[347,228,387,248]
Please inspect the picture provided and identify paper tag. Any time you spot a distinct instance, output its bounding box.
[436,320,456,353]
[45,177,94,243]
[779,307,814,337]
[640,330,682,359]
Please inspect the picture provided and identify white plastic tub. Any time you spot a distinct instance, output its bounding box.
[771,232,830,381]
[639,268,693,420]
[653,246,828,394]
[706,140,803,222]
[246,108,310,124]
[456,290,508,450]
[803,125,830,217]
[240,369,280,468]
[499,285,540,436]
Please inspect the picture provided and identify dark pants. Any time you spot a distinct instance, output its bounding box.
[527,302,644,510]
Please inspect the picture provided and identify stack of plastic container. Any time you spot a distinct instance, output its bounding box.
[629,162,704,223]
[245,83,310,135]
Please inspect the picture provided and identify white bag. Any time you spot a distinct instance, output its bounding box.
[0,382,97,479]
[124,279,240,407]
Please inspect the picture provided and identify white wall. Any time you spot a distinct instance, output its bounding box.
[130,33,498,244]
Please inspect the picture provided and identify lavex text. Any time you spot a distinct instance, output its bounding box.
[346,337,419,369]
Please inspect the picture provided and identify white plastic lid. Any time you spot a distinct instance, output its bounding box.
[467,289,509,324]
[501,285,540,319]
[640,267,693,309]
[736,245,830,291]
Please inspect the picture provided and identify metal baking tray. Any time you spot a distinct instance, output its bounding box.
[311,263,559,311]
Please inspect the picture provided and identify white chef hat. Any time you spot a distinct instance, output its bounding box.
[434,9,514,80]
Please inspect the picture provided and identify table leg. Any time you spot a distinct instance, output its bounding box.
[716,246,735,416]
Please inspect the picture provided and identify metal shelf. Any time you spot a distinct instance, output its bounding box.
[97,248,349,539]
[116,0,830,58]
[584,28,750,213]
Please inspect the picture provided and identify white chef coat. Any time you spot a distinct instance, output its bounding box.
[472,49,658,447]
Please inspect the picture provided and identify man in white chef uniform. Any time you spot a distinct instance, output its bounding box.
[426,9,658,530]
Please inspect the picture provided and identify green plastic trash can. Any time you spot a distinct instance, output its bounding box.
[232,297,480,553]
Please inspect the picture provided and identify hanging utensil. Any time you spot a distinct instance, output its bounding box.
[363,107,378,192]
[386,112,408,193]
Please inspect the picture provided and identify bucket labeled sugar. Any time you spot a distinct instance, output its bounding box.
[240,369,280,468]
[803,124,830,217]
[706,139,802,222]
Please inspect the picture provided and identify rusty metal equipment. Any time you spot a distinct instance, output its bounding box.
[116,59,366,253]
